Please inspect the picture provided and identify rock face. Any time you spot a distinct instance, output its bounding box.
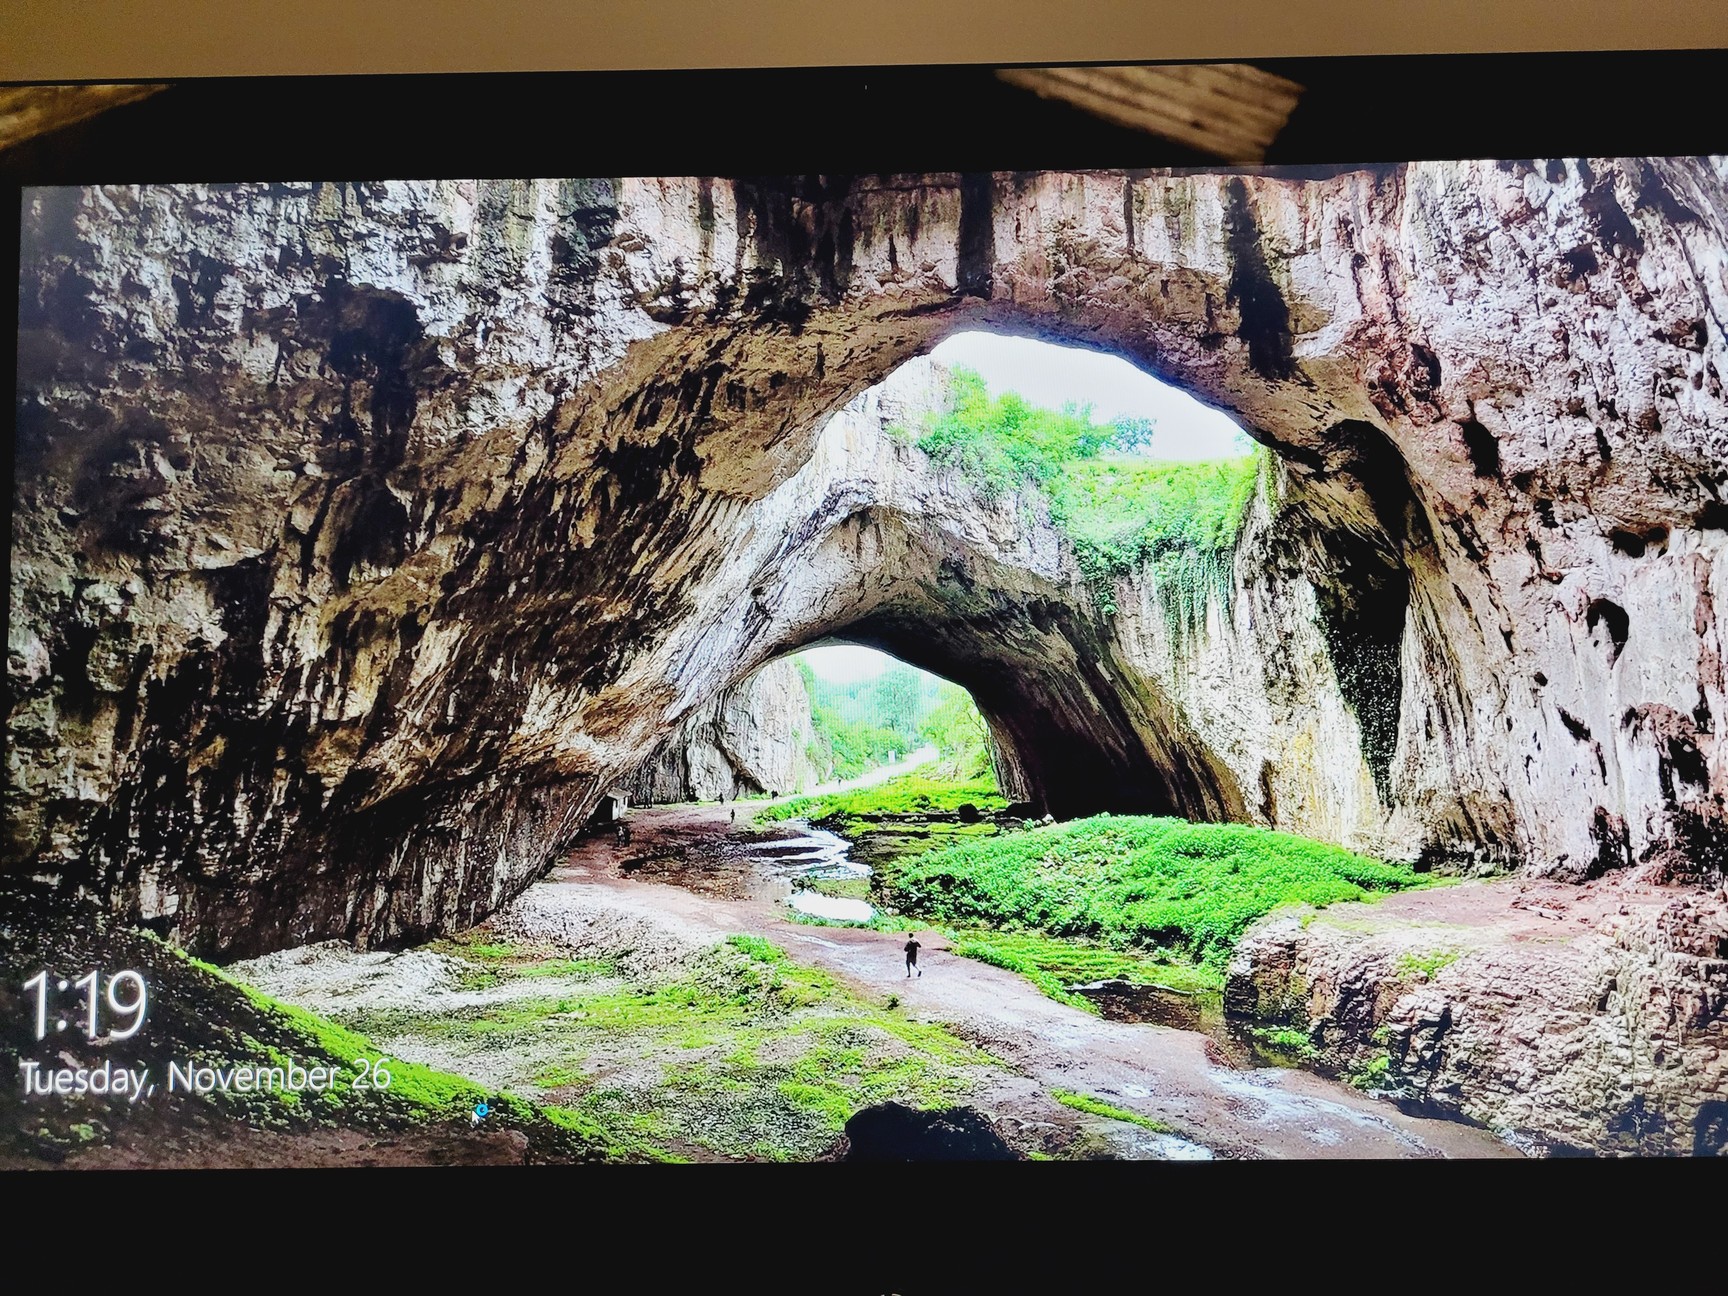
[835,1101,1022,1161]
[624,658,820,803]
[10,163,1728,962]
[1224,878,1728,1155]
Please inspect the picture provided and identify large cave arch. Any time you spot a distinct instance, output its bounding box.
[11,163,1726,958]
[613,356,1252,826]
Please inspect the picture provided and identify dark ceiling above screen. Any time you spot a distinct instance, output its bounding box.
[1,52,1725,185]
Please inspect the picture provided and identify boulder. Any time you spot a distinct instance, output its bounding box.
[837,1101,1022,1161]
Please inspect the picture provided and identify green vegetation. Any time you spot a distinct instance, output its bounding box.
[759,773,1006,826]
[885,813,1423,972]
[1349,1050,1394,1091]
[1396,948,1461,979]
[216,975,485,1121]
[918,683,996,781]
[333,933,1002,1163]
[425,932,616,989]
[1249,1026,1321,1062]
[947,937,1091,1011]
[532,1062,587,1089]
[787,908,922,933]
[906,366,1263,616]
[909,366,1150,501]
[1052,1089,1171,1133]
[792,656,994,783]
[725,933,786,964]
[947,928,1221,1013]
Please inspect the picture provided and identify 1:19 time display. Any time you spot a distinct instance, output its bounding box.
[21,970,149,1041]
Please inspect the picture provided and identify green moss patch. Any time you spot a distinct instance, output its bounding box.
[330,932,1003,1163]
[1396,948,1461,978]
[885,813,1423,972]
[947,929,1221,1013]
[1052,1089,1171,1132]
[758,774,1006,827]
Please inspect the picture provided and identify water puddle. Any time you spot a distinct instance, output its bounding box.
[788,893,877,922]
[730,826,878,923]
[1118,1127,1217,1160]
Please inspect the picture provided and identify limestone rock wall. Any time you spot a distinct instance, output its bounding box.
[1223,882,1728,1155]
[9,163,1727,958]
[624,658,820,803]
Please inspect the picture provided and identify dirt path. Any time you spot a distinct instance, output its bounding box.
[802,745,939,796]
[548,803,1516,1159]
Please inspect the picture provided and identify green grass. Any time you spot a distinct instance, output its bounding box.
[1052,1089,1171,1133]
[1250,1026,1320,1062]
[1396,948,1461,978]
[726,933,787,964]
[950,937,1094,1011]
[951,929,1220,994]
[220,979,491,1120]
[1349,1051,1394,1091]
[758,774,1006,826]
[787,908,923,933]
[426,933,617,989]
[885,813,1424,971]
[346,933,1003,1163]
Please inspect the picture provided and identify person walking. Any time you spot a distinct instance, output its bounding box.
[904,933,922,977]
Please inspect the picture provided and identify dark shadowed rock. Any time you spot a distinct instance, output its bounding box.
[837,1102,1022,1161]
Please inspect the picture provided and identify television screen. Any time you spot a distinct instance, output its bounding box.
[5,65,1726,1169]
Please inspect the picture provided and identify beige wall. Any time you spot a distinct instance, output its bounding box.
[5,0,1726,81]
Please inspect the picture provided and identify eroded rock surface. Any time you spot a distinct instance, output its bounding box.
[9,163,1728,960]
[1225,873,1728,1154]
[624,658,821,803]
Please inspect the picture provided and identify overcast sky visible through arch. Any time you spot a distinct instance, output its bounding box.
[801,333,1252,685]
[930,332,1251,461]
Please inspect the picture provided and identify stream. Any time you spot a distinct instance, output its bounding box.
[727,825,879,923]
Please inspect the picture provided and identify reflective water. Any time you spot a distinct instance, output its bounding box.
[788,893,877,923]
[731,826,878,923]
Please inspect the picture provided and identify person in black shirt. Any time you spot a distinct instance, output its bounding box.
[904,934,922,977]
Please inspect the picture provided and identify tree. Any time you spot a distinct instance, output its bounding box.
[875,664,924,743]
[919,684,994,781]
[1111,415,1157,454]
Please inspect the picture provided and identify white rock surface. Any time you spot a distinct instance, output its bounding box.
[625,658,821,802]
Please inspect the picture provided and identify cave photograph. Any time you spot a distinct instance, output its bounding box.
[6,160,1727,1167]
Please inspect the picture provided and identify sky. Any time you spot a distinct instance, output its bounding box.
[928,332,1251,460]
[798,643,898,683]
